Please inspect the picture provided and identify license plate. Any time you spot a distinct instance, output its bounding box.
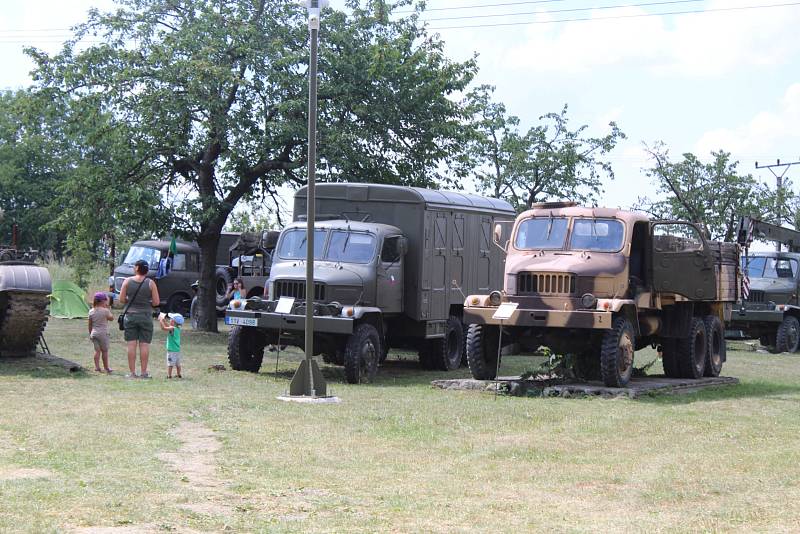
[226,316,258,327]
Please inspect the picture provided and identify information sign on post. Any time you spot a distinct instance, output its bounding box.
[492,302,518,320]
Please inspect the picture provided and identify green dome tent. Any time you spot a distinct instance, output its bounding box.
[49,280,90,318]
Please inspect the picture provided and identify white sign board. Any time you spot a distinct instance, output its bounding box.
[275,296,295,315]
[492,302,519,320]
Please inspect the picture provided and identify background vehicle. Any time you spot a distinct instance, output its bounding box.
[463,202,740,387]
[731,216,800,352]
[225,183,515,383]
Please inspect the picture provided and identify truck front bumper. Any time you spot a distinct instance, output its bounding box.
[729,308,784,326]
[463,307,614,330]
[225,310,354,335]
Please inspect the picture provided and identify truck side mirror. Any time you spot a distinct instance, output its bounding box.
[398,237,409,257]
[494,223,503,244]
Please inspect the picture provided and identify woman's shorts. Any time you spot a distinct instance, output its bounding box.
[90,333,110,352]
[124,313,154,343]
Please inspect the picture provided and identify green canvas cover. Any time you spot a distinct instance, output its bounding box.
[49,280,90,318]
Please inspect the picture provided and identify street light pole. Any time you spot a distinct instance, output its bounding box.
[289,0,329,397]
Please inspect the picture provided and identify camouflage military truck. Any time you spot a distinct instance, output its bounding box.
[730,216,800,353]
[463,202,740,387]
[225,183,515,383]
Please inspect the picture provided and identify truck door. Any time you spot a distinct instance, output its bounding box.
[450,214,465,303]
[430,212,449,320]
[477,217,492,292]
[651,222,716,300]
[377,235,403,314]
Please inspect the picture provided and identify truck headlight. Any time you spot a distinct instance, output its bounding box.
[580,293,597,309]
[489,291,502,306]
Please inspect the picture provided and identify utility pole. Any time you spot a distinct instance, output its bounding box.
[755,158,800,251]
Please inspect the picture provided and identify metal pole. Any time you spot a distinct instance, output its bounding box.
[304,22,318,383]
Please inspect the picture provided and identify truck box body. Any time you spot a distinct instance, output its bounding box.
[293,184,515,332]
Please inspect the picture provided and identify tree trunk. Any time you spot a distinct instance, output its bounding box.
[196,227,222,333]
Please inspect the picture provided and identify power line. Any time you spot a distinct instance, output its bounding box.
[422,0,704,22]
[395,0,567,13]
[428,2,800,29]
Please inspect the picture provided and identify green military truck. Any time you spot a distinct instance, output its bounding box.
[730,216,800,353]
[225,183,515,383]
[463,202,740,387]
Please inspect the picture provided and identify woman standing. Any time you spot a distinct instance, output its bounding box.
[119,259,160,378]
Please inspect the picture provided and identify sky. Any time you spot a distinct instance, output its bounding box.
[2,0,800,218]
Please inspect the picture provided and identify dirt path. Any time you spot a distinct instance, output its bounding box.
[157,421,238,517]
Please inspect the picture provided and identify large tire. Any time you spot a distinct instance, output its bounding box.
[466,324,500,380]
[661,338,681,378]
[760,333,778,353]
[703,315,725,377]
[215,267,233,307]
[677,317,707,379]
[167,293,191,317]
[776,315,800,353]
[428,316,465,371]
[600,316,635,387]
[344,323,380,384]
[190,296,199,329]
[227,326,266,372]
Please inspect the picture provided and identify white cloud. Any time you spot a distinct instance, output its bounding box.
[694,82,800,155]
[498,0,800,77]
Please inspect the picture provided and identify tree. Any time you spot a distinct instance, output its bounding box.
[637,142,788,241]
[465,86,625,211]
[28,0,476,331]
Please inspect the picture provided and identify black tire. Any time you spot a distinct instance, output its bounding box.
[466,324,500,380]
[573,351,601,381]
[677,317,707,379]
[760,333,778,353]
[429,316,465,371]
[461,322,469,367]
[190,296,199,329]
[344,323,380,384]
[215,267,233,307]
[776,315,800,353]
[227,326,266,372]
[600,316,635,387]
[167,293,191,317]
[703,315,725,377]
[661,338,681,378]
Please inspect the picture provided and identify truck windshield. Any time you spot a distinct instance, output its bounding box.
[744,256,798,279]
[569,218,625,252]
[277,229,327,260]
[515,217,569,249]
[326,231,376,263]
[123,246,161,269]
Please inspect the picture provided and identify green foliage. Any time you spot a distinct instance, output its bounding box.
[638,142,788,241]
[465,85,626,211]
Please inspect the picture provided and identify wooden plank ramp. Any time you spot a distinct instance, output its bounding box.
[431,375,739,398]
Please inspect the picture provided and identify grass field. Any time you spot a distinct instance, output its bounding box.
[2,318,800,533]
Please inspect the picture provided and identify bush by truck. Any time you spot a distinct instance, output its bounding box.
[225,183,515,383]
[463,202,740,387]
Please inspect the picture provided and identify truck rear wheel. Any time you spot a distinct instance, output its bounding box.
[661,339,681,378]
[677,317,707,379]
[703,316,725,377]
[215,267,232,307]
[466,324,500,380]
[428,316,465,371]
[227,326,266,372]
[600,317,635,387]
[344,324,380,384]
[776,315,800,353]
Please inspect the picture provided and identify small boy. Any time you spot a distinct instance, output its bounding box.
[159,312,184,378]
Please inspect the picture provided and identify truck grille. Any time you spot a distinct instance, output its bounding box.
[746,290,765,303]
[274,280,326,301]
[517,272,576,295]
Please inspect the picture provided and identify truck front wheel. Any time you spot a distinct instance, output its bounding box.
[466,324,499,380]
[344,324,380,384]
[227,326,266,372]
[600,317,635,387]
[776,315,800,353]
[677,317,707,379]
[703,316,725,377]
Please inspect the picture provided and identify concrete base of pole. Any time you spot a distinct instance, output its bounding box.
[277,395,341,404]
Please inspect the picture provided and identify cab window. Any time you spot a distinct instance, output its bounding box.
[381,236,402,263]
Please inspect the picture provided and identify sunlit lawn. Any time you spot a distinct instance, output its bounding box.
[1,318,799,532]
